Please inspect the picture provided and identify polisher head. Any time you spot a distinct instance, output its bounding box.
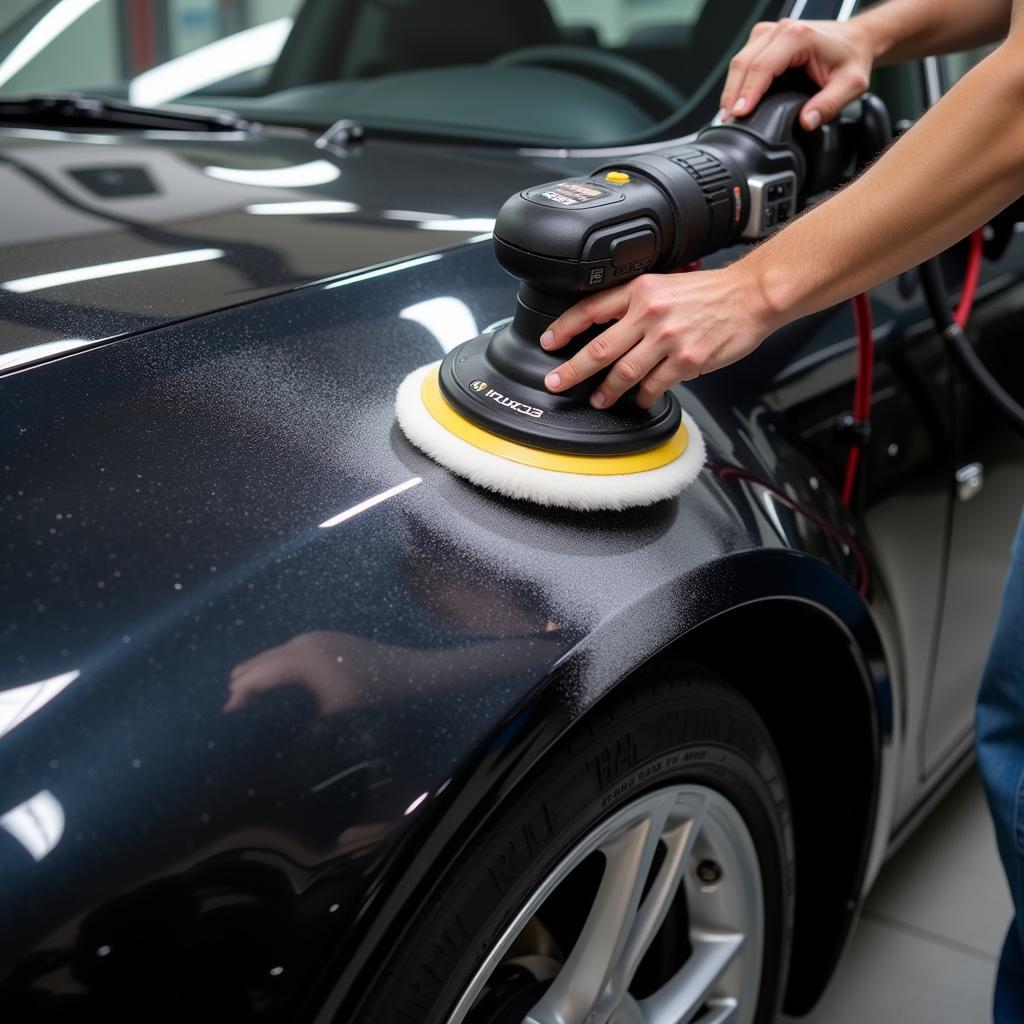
[395,361,705,512]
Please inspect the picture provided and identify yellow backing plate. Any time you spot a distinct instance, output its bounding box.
[421,369,689,476]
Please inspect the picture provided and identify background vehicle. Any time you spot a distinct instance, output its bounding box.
[1,1,1022,1022]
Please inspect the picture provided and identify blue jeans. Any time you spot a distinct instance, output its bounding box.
[977,509,1024,1023]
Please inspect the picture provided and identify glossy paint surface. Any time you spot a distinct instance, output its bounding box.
[0,123,575,365]
[0,91,1022,1024]
[0,220,880,1019]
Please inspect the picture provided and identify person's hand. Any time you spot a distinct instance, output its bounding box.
[539,266,780,410]
[721,18,874,131]
[224,631,376,714]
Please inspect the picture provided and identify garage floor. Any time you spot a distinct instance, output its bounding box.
[783,768,1012,1024]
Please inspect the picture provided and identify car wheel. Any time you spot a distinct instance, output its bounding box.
[354,673,794,1024]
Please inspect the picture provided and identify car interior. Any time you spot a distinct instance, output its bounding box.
[224,0,776,142]
[0,0,778,145]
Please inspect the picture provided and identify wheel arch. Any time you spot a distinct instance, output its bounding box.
[643,596,884,1014]
[313,549,899,1023]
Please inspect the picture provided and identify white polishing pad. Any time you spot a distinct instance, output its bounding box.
[395,362,706,511]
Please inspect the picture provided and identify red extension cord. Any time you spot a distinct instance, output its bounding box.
[841,227,985,506]
[841,293,875,505]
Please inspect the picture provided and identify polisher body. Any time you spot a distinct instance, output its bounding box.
[396,92,890,510]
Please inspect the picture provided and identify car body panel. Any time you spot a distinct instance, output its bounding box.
[1,218,892,1018]
[926,282,1024,771]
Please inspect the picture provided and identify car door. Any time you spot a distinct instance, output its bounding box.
[725,53,958,826]
[923,49,1024,777]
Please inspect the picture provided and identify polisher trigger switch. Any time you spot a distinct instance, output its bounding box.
[611,230,657,269]
[581,218,659,263]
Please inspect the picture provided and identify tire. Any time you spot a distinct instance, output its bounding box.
[352,671,794,1024]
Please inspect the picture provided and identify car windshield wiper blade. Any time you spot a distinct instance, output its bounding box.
[0,93,250,132]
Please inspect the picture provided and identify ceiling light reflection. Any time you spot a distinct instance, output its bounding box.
[0,670,79,739]
[404,792,429,815]
[382,210,455,222]
[3,248,224,293]
[416,218,496,233]
[0,790,65,861]
[0,0,102,87]
[400,297,478,353]
[246,200,359,216]
[207,160,340,188]
[129,17,293,107]
[0,339,98,372]
[319,478,422,529]
[324,253,442,290]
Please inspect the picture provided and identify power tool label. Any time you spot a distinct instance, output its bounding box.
[470,382,544,418]
[527,181,616,208]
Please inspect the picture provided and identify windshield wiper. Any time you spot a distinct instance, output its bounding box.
[0,93,251,132]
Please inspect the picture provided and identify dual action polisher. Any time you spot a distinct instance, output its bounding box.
[397,91,890,510]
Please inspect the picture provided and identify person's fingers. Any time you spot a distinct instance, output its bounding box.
[635,356,693,411]
[540,284,631,351]
[730,24,812,118]
[223,653,291,712]
[224,681,253,712]
[545,318,643,393]
[229,651,270,679]
[720,22,776,114]
[588,341,663,409]
[800,65,870,128]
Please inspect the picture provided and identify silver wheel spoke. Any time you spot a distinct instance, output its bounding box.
[596,798,708,1015]
[525,794,676,1024]
[611,994,646,1024]
[639,929,744,1024]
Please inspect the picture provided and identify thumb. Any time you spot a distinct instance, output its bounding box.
[801,68,869,129]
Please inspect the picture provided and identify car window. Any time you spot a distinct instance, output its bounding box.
[940,46,996,88]
[0,0,781,146]
[335,0,764,99]
[0,0,303,99]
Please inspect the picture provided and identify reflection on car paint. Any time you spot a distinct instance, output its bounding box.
[0,127,560,358]
[0,670,80,740]
[399,296,480,353]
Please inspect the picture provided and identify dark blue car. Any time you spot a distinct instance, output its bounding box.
[1,1,1022,1022]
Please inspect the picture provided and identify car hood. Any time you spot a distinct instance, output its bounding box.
[0,123,575,369]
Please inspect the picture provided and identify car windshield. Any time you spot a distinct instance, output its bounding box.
[0,0,779,146]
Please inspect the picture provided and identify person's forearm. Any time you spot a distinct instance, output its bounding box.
[743,39,1024,326]
[853,0,1011,65]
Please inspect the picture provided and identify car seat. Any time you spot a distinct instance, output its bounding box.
[267,0,559,91]
[363,0,559,76]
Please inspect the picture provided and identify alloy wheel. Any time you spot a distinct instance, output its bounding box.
[447,785,765,1024]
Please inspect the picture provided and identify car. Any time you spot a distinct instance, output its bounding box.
[1,1,1022,1022]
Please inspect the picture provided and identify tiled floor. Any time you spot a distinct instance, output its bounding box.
[785,768,1012,1024]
